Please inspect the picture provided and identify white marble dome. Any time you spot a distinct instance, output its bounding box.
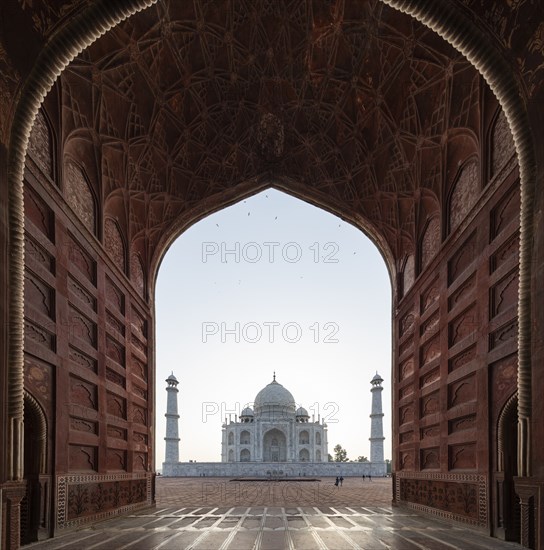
[254,378,296,417]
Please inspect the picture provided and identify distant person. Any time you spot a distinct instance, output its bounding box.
[362,474,365,481]
[369,474,372,482]
[335,476,339,487]
[340,476,344,486]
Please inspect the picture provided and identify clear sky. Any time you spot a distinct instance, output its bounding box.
[154,188,392,468]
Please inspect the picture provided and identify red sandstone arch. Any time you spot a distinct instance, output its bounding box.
[2,1,538,547]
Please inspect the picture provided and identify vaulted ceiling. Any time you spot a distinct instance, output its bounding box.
[58,0,481,267]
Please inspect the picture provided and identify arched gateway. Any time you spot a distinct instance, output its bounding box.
[1,1,544,548]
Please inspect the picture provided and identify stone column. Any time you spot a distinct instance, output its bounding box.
[163,373,180,470]
[369,373,385,464]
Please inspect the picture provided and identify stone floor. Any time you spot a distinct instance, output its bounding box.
[31,477,523,549]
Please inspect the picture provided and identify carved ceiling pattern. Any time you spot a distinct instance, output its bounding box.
[59,0,482,267]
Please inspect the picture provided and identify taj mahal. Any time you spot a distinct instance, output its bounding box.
[163,374,387,477]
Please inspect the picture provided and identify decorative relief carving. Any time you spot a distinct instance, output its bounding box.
[133,453,148,471]
[69,346,97,373]
[420,310,439,336]
[106,368,126,389]
[449,305,477,347]
[106,337,125,367]
[448,275,475,311]
[490,270,518,318]
[449,443,476,470]
[421,282,439,313]
[491,110,515,178]
[107,449,127,471]
[28,109,54,178]
[66,478,147,521]
[130,253,145,299]
[448,374,476,407]
[106,277,124,314]
[400,312,415,337]
[107,426,127,441]
[68,306,97,347]
[131,310,147,339]
[421,425,440,440]
[106,311,125,337]
[489,319,518,350]
[449,160,479,234]
[106,393,126,419]
[24,185,53,239]
[131,356,147,381]
[67,236,96,284]
[133,432,148,445]
[25,319,55,350]
[70,376,97,410]
[25,233,54,272]
[133,385,147,400]
[420,391,440,417]
[491,354,517,407]
[131,334,146,356]
[64,160,96,235]
[105,218,126,273]
[491,232,519,273]
[491,185,520,239]
[399,478,479,521]
[68,276,96,312]
[400,404,414,425]
[421,217,440,271]
[399,357,414,382]
[24,270,54,318]
[403,254,415,294]
[398,338,412,358]
[70,418,98,434]
[420,334,440,366]
[24,356,52,402]
[448,232,477,285]
[399,384,414,400]
[449,415,476,434]
[68,445,97,472]
[399,451,414,471]
[420,367,440,388]
[132,405,147,426]
[421,447,440,470]
[448,345,476,373]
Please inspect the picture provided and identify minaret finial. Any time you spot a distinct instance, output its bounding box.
[273,371,276,382]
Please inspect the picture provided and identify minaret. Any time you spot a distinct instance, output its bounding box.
[369,372,385,463]
[164,373,180,465]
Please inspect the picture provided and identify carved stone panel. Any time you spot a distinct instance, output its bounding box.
[420,447,440,470]
[490,353,518,408]
[449,443,477,470]
[106,276,125,314]
[449,414,477,434]
[64,160,96,235]
[448,275,475,311]
[448,346,476,373]
[68,306,97,348]
[490,232,519,273]
[28,109,54,178]
[420,334,440,366]
[69,376,98,410]
[106,448,127,471]
[491,185,520,240]
[67,236,96,284]
[420,391,440,417]
[69,417,98,434]
[489,319,518,351]
[68,445,97,472]
[490,270,518,318]
[420,367,440,389]
[448,232,477,285]
[420,280,439,314]
[400,312,415,337]
[25,270,54,319]
[399,357,414,382]
[448,374,477,408]
[24,185,53,239]
[106,336,125,367]
[106,392,127,420]
[104,218,126,273]
[421,217,440,271]
[449,305,477,347]
[491,110,515,178]
[449,160,479,233]
[400,403,414,425]
[69,346,97,373]
[399,451,414,471]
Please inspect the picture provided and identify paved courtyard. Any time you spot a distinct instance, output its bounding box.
[31,477,522,549]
